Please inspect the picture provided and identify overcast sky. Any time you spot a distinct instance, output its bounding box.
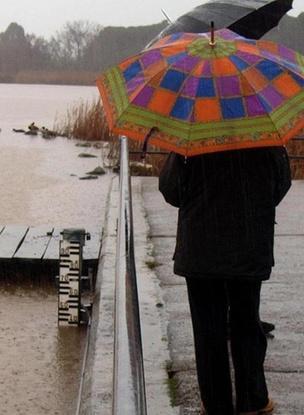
[0,0,303,39]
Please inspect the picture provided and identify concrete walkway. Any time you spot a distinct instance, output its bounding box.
[142,178,304,415]
[82,177,304,415]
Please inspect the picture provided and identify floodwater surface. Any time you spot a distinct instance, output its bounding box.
[0,83,109,414]
[0,285,87,415]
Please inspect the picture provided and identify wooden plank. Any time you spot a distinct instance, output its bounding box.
[0,225,29,259]
[43,228,61,260]
[0,225,102,261]
[14,226,53,260]
[83,229,102,260]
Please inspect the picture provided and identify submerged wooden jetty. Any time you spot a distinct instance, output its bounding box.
[0,225,102,281]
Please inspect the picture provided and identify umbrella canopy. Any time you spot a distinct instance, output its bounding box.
[97,29,304,156]
[154,0,293,41]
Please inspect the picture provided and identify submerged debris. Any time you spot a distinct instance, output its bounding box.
[75,142,92,148]
[41,127,57,139]
[78,153,97,158]
[86,166,106,175]
[13,128,26,133]
[130,161,153,176]
[12,122,58,139]
[79,175,98,180]
[25,130,38,136]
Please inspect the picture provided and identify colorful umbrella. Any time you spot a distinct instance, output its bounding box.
[97,29,304,156]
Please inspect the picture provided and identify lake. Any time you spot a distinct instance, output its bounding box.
[0,83,111,414]
[0,83,98,129]
[0,83,111,227]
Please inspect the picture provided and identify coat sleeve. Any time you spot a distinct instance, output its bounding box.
[158,152,185,208]
[271,147,291,206]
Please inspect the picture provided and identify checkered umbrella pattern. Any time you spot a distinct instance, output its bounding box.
[97,29,304,156]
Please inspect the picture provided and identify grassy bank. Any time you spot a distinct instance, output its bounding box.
[57,99,304,178]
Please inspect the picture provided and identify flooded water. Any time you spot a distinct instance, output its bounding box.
[0,83,110,414]
[0,83,110,228]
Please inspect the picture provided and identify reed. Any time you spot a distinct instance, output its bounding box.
[55,99,110,141]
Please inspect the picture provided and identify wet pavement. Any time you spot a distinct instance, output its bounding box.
[141,177,304,415]
[80,176,304,414]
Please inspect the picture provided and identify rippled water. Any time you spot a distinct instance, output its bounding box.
[0,83,109,414]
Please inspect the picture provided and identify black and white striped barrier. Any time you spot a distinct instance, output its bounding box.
[58,228,91,326]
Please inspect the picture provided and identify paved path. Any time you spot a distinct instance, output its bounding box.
[142,178,304,415]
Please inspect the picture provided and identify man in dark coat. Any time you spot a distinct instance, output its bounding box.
[159,147,291,415]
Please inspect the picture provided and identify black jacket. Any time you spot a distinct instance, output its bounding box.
[159,147,291,281]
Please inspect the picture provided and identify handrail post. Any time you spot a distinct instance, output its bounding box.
[112,136,147,415]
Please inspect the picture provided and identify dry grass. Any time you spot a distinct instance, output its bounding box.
[286,136,304,179]
[55,99,110,141]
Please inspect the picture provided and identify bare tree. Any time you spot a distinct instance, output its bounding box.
[26,34,53,69]
[51,20,101,69]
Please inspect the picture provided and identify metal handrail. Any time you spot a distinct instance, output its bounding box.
[112,136,147,415]
[289,155,304,160]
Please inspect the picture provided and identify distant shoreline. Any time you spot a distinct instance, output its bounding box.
[0,70,98,86]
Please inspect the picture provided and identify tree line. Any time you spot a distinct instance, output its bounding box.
[0,20,166,84]
[0,13,303,85]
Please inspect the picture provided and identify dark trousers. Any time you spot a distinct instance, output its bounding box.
[186,278,269,415]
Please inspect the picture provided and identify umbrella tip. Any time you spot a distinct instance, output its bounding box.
[209,21,216,48]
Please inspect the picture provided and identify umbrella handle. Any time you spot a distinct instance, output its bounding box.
[141,127,159,160]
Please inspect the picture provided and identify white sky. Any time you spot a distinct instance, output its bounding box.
[0,0,302,39]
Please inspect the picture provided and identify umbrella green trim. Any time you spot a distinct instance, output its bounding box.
[271,91,304,128]
[120,106,276,140]
[106,68,129,116]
